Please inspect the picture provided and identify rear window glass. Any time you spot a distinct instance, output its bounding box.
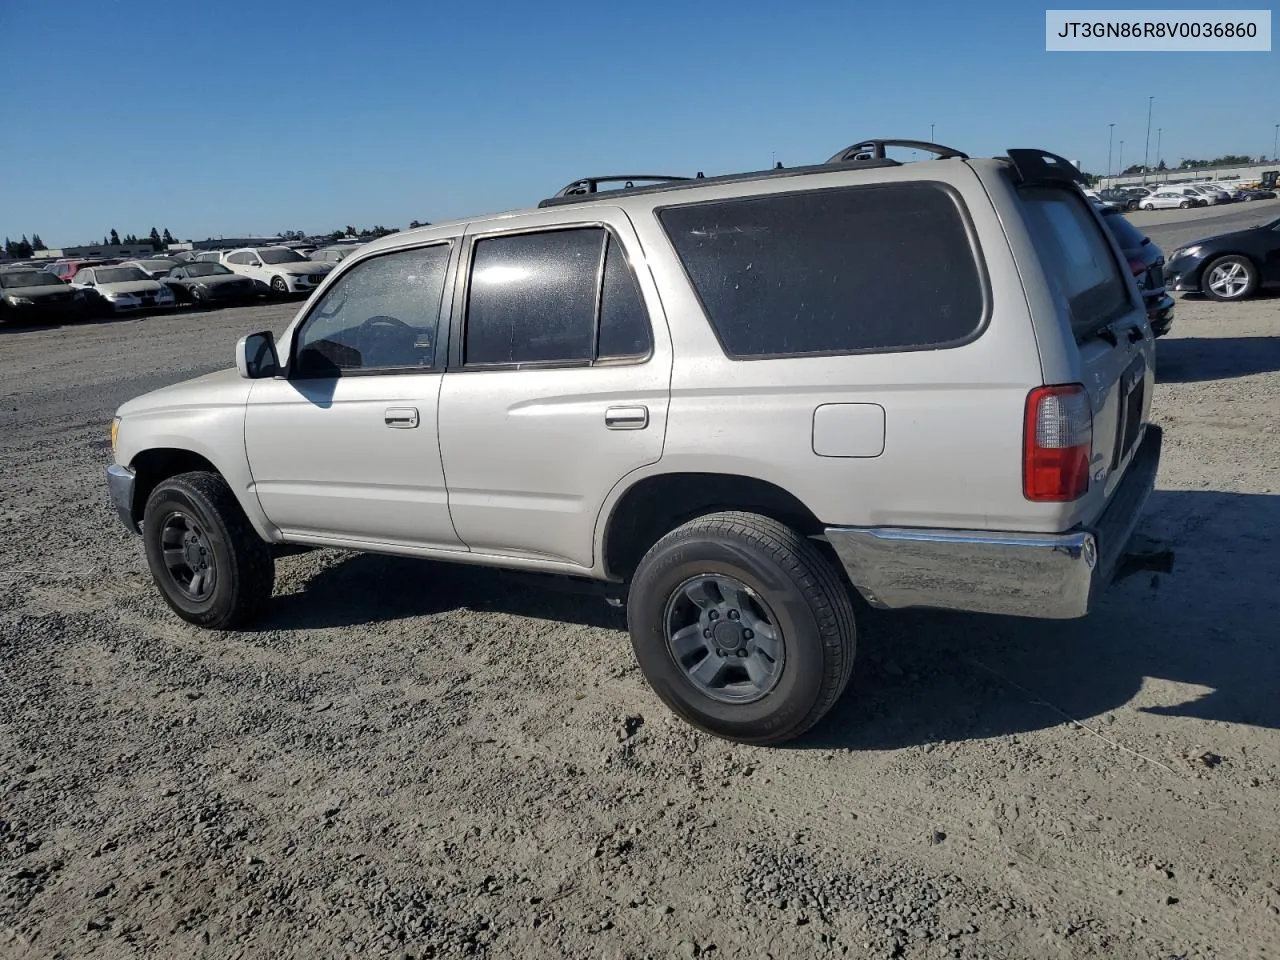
[658,182,986,358]
[1020,187,1131,339]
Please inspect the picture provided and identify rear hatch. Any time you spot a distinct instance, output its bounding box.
[1017,185,1155,512]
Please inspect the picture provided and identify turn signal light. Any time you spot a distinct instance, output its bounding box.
[1023,385,1092,501]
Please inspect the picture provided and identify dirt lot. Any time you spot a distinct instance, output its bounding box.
[1,288,1278,960]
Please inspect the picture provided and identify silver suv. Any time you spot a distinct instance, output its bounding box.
[106,139,1161,745]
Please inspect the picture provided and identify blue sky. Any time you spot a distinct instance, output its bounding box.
[1,0,1274,247]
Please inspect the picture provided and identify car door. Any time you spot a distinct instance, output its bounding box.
[243,240,465,550]
[437,211,671,568]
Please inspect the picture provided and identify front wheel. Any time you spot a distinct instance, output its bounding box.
[1179,200,1191,209]
[142,471,274,629]
[1201,255,1258,302]
[270,275,289,297]
[627,512,856,745]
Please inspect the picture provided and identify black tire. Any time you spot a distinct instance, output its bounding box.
[1179,200,1191,209]
[627,511,856,745]
[1200,254,1258,302]
[270,276,288,297]
[188,285,205,307]
[142,471,274,629]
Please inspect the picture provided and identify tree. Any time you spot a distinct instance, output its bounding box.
[109,228,120,245]
[1120,163,1144,176]
[409,219,430,229]
[3,238,13,258]
[1156,160,1167,172]
[1211,154,1252,166]
[148,226,161,249]
[162,228,175,244]
[31,234,46,251]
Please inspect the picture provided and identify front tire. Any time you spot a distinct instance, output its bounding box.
[270,275,289,297]
[1201,255,1258,302]
[627,511,856,745]
[1179,200,1191,209]
[142,471,274,629]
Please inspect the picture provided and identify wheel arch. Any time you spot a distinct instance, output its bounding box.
[126,446,276,541]
[599,471,826,582]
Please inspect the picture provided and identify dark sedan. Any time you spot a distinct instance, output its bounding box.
[0,269,88,324]
[1099,188,1143,210]
[1164,216,1280,302]
[161,262,261,306]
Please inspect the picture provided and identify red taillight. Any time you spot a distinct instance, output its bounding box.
[1127,258,1146,277]
[1024,385,1093,502]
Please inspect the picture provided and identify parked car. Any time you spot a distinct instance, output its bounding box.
[72,265,177,314]
[309,243,364,265]
[193,251,224,263]
[1139,187,1207,210]
[123,258,180,279]
[220,246,334,296]
[45,259,119,283]
[1097,206,1173,336]
[105,140,1161,746]
[1186,184,1228,205]
[0,269,88,323]
[1164,215,1280,301]
[160,262,260,306]
[1099,188,1142,210]
[1237,189,1278,201]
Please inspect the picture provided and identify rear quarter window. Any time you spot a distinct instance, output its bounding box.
[657,182,987,358]
[1020,187,1132,340]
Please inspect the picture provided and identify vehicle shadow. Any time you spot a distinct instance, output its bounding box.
[803,489,1280,748]
[247,489,1279,748]
[1156,335,1280,383]
[252,553,626,632]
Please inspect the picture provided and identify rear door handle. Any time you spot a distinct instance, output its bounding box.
[604,405,649,430]
[385,406,419,429]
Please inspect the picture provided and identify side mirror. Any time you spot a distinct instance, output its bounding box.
[236,330,280,379]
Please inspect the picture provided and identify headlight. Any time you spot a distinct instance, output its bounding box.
[5,296,34,306]
[1174,245,1202,260]
[103,290,128,300]
[110,417,120,452]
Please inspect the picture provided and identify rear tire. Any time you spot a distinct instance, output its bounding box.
[627,511,856,745]
[1201,255,1258,302]
[142,471,274,629]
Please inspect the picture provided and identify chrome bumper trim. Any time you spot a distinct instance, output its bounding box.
[825,426,1162,620]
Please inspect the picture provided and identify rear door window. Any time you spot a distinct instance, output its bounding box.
[657,182,986,358]
[1019,187,1132,340]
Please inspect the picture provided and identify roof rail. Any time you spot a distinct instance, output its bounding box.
[1003,148,1087,186]
[549,174,699,199]
[827,139,969,163]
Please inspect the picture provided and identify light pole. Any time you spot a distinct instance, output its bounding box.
[1118,140,1124,177]
[1155,128,1162,178]
[1273,123,1279,160]
[1107,123,1115,179]
[930,123,935,142]
[1142,96,1154,183]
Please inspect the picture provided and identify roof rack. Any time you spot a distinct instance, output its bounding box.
[549,174,700,199]
[1003,148,1087,186]
[826,139,969,163]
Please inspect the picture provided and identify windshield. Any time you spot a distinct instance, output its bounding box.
[259,248,308,264]
[185,263,233,277]
[95,267,150,284]
[0,271,64,289]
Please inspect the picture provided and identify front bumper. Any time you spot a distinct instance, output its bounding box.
[1164,255,1205,293]
[824,425,1162,620]
[106,295,176,313]
[106,464,138,532]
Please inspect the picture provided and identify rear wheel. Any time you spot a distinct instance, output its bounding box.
[142,471,274,629]
[1201,255,1257,302]
[627,511,856,745]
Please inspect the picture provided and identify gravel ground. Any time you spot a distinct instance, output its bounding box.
[1,285,1278,960]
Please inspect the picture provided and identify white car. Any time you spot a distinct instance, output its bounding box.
[1138,187,1206,210]
[72,265,176,313]
[220,246,334,296]
[1188,184,1230,205]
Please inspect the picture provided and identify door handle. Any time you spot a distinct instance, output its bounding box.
[384,406,419,429]
[604,405,649,430]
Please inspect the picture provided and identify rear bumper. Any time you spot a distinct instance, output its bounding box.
[106,464,138,532]
[1147,293,1175,337]
[824,425,1162,620]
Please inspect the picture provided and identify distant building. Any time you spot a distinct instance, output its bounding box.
[32,243,159,260]
[1100,159,1279,190]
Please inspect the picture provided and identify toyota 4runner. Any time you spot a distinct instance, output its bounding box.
[106,140,1161,745]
